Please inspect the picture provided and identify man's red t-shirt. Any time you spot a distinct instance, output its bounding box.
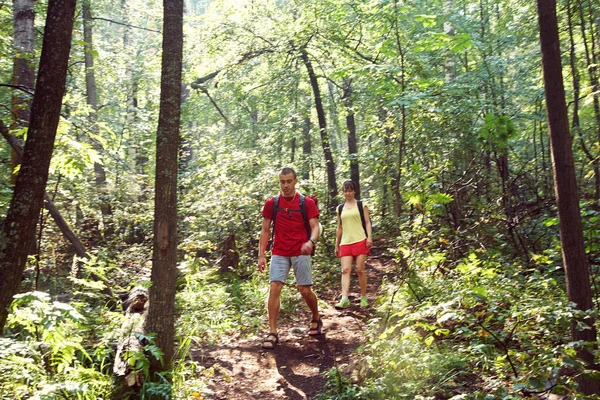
[262,194,319,257]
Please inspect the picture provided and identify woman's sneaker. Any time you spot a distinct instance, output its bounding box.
[335,298,350,309]
[360,297,369,308]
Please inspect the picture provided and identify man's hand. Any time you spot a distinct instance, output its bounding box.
[300,241,314,255]
[258,256,267,273]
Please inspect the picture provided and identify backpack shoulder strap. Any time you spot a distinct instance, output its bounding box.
[269,195,280,247]
[299,194,310,239]
[357,200,368,237]
[272,195,280,222]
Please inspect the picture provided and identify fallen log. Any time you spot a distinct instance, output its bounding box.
[113,286,149,388]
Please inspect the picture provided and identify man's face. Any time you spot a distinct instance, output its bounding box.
[279,173,298,197]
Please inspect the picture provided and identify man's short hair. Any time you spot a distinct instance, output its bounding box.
[280,167,297,178]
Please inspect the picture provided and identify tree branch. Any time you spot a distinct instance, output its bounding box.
[190,48,274,89]
[0,83,34,97]
[198,87,232,127]
[91,17,161,33]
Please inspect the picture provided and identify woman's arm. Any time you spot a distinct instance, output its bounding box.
[364,205,373,248]
[335,212,343,257]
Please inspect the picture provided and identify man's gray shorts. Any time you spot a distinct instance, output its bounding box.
[269,255,313,286]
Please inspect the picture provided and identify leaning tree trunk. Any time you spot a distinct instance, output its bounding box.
[10,0,35,185]
[537,0,600,394]
[1,121,88,258]
[146,0,183,379]
[298,46,338,211]
[0,0,77,333]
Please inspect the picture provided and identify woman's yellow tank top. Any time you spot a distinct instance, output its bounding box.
[340,205,366,245]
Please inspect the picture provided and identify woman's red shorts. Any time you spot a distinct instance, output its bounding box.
[339,239,370,258]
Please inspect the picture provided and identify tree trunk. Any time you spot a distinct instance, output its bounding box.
[10,0,35,185]
[393,0,406,217]
[0,0,77,333]
[83,0,114,237]
[342,80,360,199]
[146,0,183,378]
[298,46,338,210]
[537,0,600,394]
[568,0,600,202]
[378,106,394,220]
[443,0,456,82]
[301,92,312,181]
[577,0,600,145]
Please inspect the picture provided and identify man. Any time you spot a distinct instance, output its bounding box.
[258,167,322,349]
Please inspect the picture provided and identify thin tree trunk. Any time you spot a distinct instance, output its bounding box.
[393,0,406,217]
[0,0,77,333]
[298,46,338,210]
[301,94,312,181]
[83,0,113,236]
[538,0,600,393]
[146,0,183,378]
[443,0,456,82]
[10,0,35,185]
[577,0,600,144]
[342,80,360,199]
[568,0,600,201]
[378,106,394,220]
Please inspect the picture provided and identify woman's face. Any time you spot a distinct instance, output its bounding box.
[343,187,355,200]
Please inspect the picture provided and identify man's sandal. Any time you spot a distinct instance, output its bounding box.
[308,319,323,336]
[262,333,279,349]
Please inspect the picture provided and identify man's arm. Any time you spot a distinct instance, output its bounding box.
[309,217,320,241]
[258,218,271,273]
[301,217,320,255]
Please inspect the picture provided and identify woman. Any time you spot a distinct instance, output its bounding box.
[334,180,372,308]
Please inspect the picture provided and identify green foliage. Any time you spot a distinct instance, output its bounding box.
[0,292,113,399]
[2,0,600,397]
[176,266,267,343]
[479,114,516,150]
[315,368,360,400]
[351,248,591,398]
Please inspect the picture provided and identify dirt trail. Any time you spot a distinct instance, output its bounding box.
[191,247,395,399]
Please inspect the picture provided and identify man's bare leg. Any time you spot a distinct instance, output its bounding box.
[268,281,284,333]
[298,285,321,332]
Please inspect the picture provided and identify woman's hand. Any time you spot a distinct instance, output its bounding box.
[366,237,373,248]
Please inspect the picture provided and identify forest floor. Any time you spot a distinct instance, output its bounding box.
[190,244,396,399]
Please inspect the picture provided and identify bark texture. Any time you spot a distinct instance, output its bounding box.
[11,0,35,184]
[146,0,183,377]
[537,0,600,394]
[0,0,77,332]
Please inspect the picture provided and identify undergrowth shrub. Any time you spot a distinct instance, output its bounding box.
[0,291,113,399]
[351,250,596,399]
[176,262,269,344]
